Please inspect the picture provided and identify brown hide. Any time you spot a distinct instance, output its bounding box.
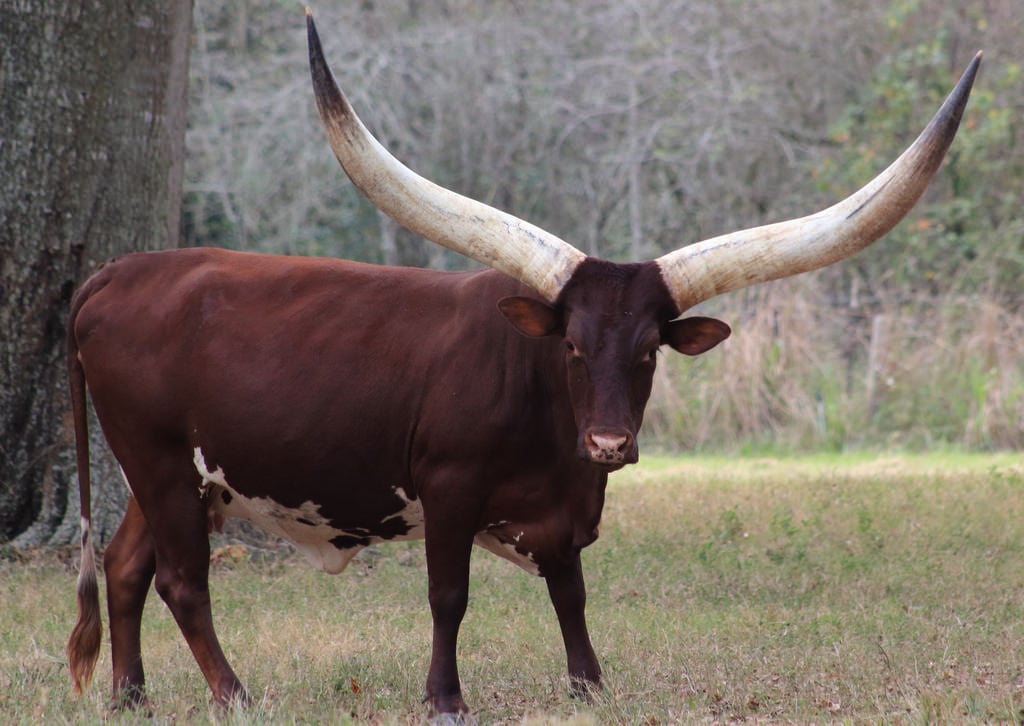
[72,249,619,555]
[69,248,703,713]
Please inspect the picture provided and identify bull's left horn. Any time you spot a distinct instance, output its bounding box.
[656,52,982,314]
[307,10,585,304]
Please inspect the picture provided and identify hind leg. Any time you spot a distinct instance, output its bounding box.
[103,495,156,708]
[122,450,248,706]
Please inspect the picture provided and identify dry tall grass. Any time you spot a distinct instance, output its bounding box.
[646,278,1024,453]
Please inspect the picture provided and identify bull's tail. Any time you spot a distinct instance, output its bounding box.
[66,284,102,695]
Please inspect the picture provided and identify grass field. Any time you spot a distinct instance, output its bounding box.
[3,452,1023,724]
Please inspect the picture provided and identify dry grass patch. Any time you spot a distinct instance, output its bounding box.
[2,453,1023,723]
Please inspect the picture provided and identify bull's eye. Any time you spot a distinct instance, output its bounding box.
[565,341,577,354]
[642,348,658,364]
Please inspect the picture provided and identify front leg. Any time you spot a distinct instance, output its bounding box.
[422,508,475,716]
[544,553,602,696]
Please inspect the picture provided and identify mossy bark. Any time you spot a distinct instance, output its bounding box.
[0,0,192,546]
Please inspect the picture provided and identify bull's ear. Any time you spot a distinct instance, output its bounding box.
[664,316,731,356]
[497,296,562,338]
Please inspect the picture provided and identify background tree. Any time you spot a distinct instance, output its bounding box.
[0,0,193,546]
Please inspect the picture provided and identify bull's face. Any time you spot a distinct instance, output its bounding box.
[499,260,731,469]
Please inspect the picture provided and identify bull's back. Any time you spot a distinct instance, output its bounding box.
[75,248,497,431]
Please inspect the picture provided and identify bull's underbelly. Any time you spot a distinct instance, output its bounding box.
[193,447,540,575]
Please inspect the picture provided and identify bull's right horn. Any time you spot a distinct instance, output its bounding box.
[656,52,982,315]
[307,9,586,304]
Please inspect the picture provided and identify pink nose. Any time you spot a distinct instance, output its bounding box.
[585,432,632,464]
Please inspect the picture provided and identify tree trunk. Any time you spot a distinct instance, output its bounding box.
[0,0,193,547]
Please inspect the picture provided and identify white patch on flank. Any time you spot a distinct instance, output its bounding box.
[474,531,539,576]
[381,486,425,539]
[193,447,228,497]
[219,489,364,574]
[192,447,425,574]
[191,448,540,577]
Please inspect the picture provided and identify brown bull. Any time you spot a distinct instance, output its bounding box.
[66,11,980,717]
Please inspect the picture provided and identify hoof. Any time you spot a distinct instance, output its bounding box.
[568,675,602,703]
[423,690,473,724]
[110,684,150,714]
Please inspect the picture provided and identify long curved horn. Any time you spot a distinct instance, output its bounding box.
[656,52,982,314]
[307,10,585,303]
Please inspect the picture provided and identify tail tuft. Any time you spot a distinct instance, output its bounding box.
[67,530,101,694]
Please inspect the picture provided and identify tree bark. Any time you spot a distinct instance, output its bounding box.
[0,0,193,547]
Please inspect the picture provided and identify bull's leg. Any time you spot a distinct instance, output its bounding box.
[124,453,248,707]
[103,496,156,708]
[150,516,247,706]
[422,509,475,715]
[544,554,601,697]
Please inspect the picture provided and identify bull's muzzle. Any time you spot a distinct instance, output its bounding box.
[583,430,637,467]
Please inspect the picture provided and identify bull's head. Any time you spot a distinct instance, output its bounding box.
[307,11,979,469]
[495,260,729,466]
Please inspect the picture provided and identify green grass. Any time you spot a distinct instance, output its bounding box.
[3,452,1024,723]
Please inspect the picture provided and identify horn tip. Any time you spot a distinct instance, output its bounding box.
[307,6,342,117]
[961,51,983,86]
[306,7,319,46]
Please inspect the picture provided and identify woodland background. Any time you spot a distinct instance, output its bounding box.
[184,0,1023,452]
[1,0,1021,546]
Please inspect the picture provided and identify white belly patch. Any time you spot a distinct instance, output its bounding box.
[193,447,424,574]
[192,447,538,576]
[473,531,539,575]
